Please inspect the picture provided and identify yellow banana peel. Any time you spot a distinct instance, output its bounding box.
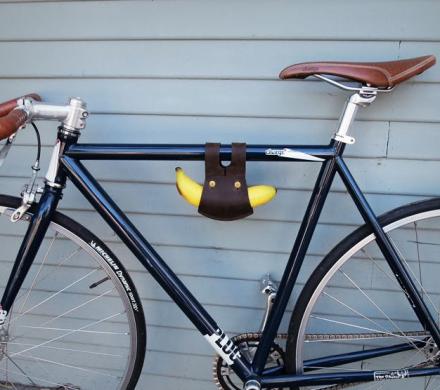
[175,167,276,208]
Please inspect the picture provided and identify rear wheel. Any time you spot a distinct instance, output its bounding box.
[0,195,146,390]
[286,198,440,389]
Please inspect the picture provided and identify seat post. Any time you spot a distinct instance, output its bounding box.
[334,88,377,144]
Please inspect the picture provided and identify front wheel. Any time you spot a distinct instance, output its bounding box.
[286,198,440,389]
[0,195,146,390]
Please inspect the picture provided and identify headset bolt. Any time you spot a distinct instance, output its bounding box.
[234,181,241,189]
[209,180,216,188]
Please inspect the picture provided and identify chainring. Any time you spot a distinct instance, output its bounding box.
[213,333,285,390]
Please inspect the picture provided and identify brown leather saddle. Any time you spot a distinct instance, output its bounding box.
[279,55,436,88]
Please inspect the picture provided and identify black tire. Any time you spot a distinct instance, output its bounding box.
[0,194,146,390]
[285,197,440,387]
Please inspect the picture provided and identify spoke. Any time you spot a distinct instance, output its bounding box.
[301,216,440,389]
[322,291,394,338]
[428,376,440,390]
[19,353,120,379]
[16,325,128,336]
[0,364,74,389]
[310,315,424,344]
[3,341,122,358]
[360,248,399,290]
[10,312,124,358]
[426,374,440,390]
[425,375,433,390]
[10,268,99,325]
[414,222,424,297]
[337,269,424,352]
[15,246,83,306]
[39,287,115,327]
[390,235,440,321]
[18,233,58,314]
[323,292,430,372]
[3,352,36,386]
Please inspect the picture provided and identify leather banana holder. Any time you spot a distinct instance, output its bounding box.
[198,143,253,221]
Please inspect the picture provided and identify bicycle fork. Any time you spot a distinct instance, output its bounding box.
[0,185,63,321]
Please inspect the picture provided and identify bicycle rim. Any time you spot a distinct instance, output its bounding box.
[0,196,145,390]
[287,199,440,389]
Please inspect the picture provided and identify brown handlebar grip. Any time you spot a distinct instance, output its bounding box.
[0,93,41,118]
[0,109,28,141]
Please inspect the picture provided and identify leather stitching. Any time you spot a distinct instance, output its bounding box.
[389,57,434,83]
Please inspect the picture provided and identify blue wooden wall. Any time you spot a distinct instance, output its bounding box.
[0,1,439,388]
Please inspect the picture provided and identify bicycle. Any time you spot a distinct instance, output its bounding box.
[0,54,437,390]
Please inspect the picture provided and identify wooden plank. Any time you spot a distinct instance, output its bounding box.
[2,39,436,82]
[0,40,404,80]
[0,0,439,41]
[0,78,437,122]
[141,298,290,335]
[388,122,440,160]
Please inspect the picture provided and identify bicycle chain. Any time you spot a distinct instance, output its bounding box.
[213,330,433,390]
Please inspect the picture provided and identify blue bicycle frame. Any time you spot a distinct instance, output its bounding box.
[2,129,440,388]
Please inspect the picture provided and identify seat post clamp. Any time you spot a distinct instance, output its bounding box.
[333,89,377,145]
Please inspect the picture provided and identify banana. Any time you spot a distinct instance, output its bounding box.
[175,167,276,208]
[175,167,203,207]
[248,185,277,208]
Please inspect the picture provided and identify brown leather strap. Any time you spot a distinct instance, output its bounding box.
[204,143,225,177]
[228,143,247,176]
[198,143,253,221]
[0,94,41,118]
[0,109,28,141]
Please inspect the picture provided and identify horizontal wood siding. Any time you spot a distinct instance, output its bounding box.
[0,1,439,388]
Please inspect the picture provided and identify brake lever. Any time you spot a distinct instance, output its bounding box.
[0,133,16,168]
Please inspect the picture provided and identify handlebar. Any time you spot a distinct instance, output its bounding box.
[0,94,88,141]
[0,109,28,141]
[0,94,41,118]
[0,93,42,141]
